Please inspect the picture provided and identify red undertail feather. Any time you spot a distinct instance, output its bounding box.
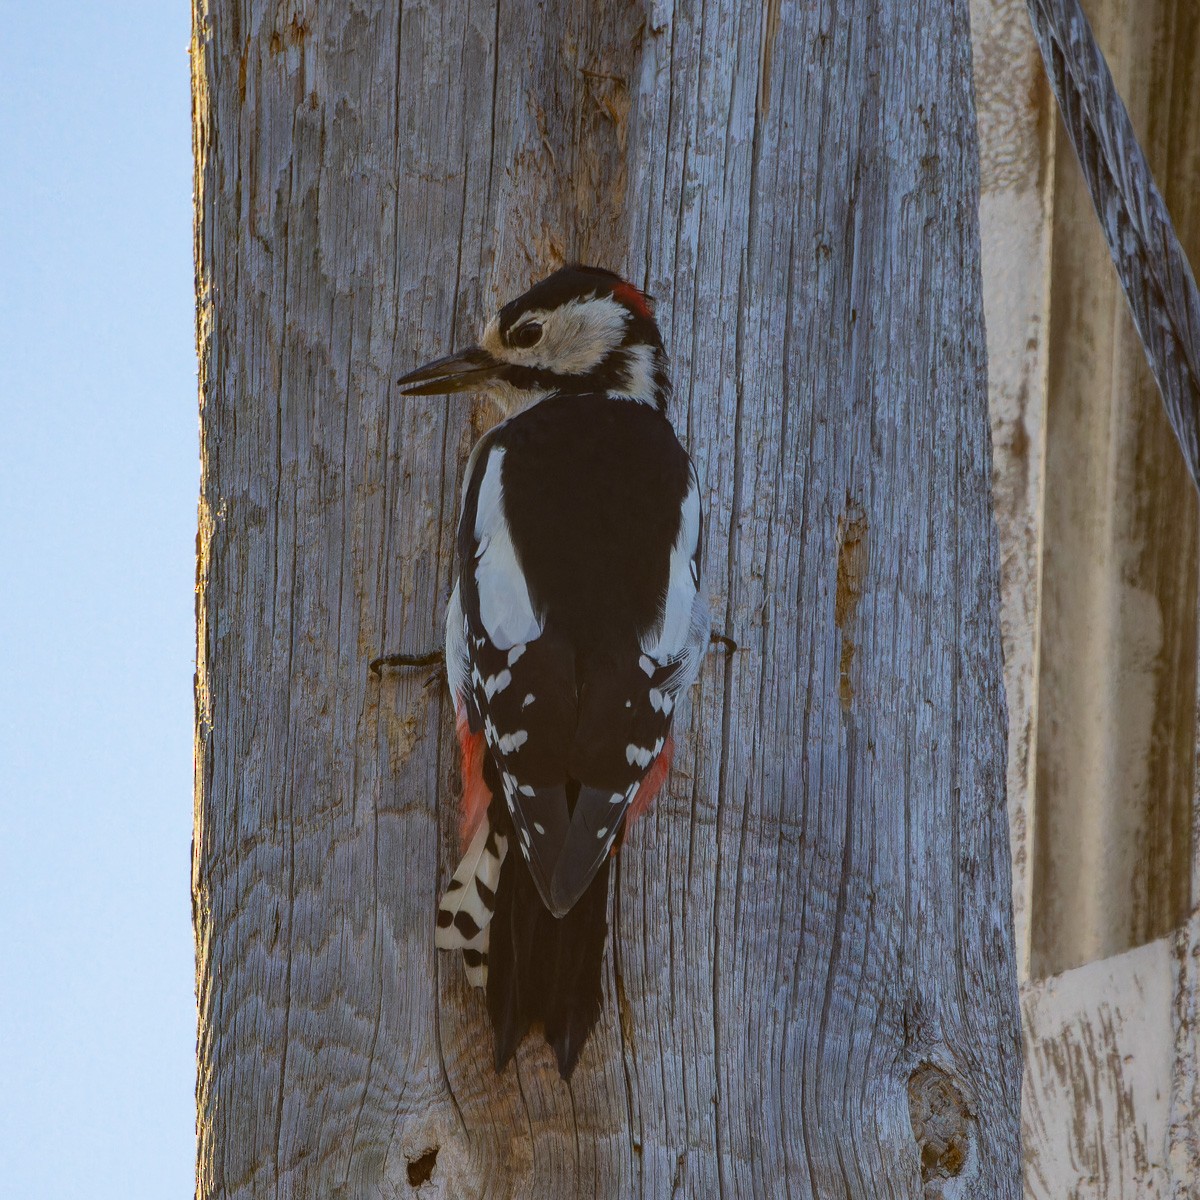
[456,705,491,844]
[624,735,674,830]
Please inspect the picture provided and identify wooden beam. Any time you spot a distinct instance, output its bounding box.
[970,0,1058,982]
[1031,0,1199,979]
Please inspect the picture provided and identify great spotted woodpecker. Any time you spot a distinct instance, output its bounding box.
[397,265,709,1078]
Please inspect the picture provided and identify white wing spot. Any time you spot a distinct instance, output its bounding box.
[520,843,529,860]
[610,792,624,805]
[649,688,663,712]
[498,729,529,753]
[507,643,527,666]
[639,655,656,678]
[518,783,535,797]
[533,821,545,835]
[522,693,535,708]
[596,827,609,840]
[625,699,632,709]
[520,827,531,848]
[626,744,653,768]
[484,669,512,699]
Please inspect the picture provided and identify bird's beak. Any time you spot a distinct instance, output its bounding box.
[396,346,501,396]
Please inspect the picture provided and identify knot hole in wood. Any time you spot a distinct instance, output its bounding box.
[406,1145,438,1187]
[907,1062,975,1195]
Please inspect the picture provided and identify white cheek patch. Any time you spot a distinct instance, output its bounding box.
[537,296,628,373]
[484,296,630,377]
[474,448,543,649]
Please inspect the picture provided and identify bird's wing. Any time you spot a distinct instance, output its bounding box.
[452,441,576,914]
[452,443,707,918]
[550,464,709,911]
[639,463,709,699]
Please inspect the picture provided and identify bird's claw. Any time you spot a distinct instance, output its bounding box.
[369,649,444,677]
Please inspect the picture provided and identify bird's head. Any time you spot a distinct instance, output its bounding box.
[397,265,670,413]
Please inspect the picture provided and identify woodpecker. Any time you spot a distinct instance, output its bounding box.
[397,265,708,1079]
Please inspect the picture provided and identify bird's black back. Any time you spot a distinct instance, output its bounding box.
[484,393,691,648]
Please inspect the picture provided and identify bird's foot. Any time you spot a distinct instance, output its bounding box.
[369,649,445,689]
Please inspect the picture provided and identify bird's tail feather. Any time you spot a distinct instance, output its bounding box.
[487,848,611,1079]
[436,821,507,988]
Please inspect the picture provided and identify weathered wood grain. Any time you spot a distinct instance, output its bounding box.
[193,0,1021,1195]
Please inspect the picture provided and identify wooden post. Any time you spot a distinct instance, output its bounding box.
[192,0,1022,1195]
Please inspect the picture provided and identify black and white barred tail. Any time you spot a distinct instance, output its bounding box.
[438,811,611,1079]
[436,821,507,988]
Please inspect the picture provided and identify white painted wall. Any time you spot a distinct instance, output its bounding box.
[969,0,1200,1194]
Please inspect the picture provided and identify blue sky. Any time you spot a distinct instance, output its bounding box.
[0,3,196,1195]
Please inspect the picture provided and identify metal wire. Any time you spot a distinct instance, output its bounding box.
[1027,0,1200,493]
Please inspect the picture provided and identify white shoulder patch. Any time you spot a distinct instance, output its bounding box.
[473,448,543,649]
[482,295,630,377]
[642,468,702,661]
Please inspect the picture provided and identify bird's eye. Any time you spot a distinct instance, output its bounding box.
[509,321,543,350]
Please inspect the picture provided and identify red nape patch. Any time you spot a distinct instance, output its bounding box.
[612,280,654,321]
[625,736,674,830]
[456,705,491,847]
